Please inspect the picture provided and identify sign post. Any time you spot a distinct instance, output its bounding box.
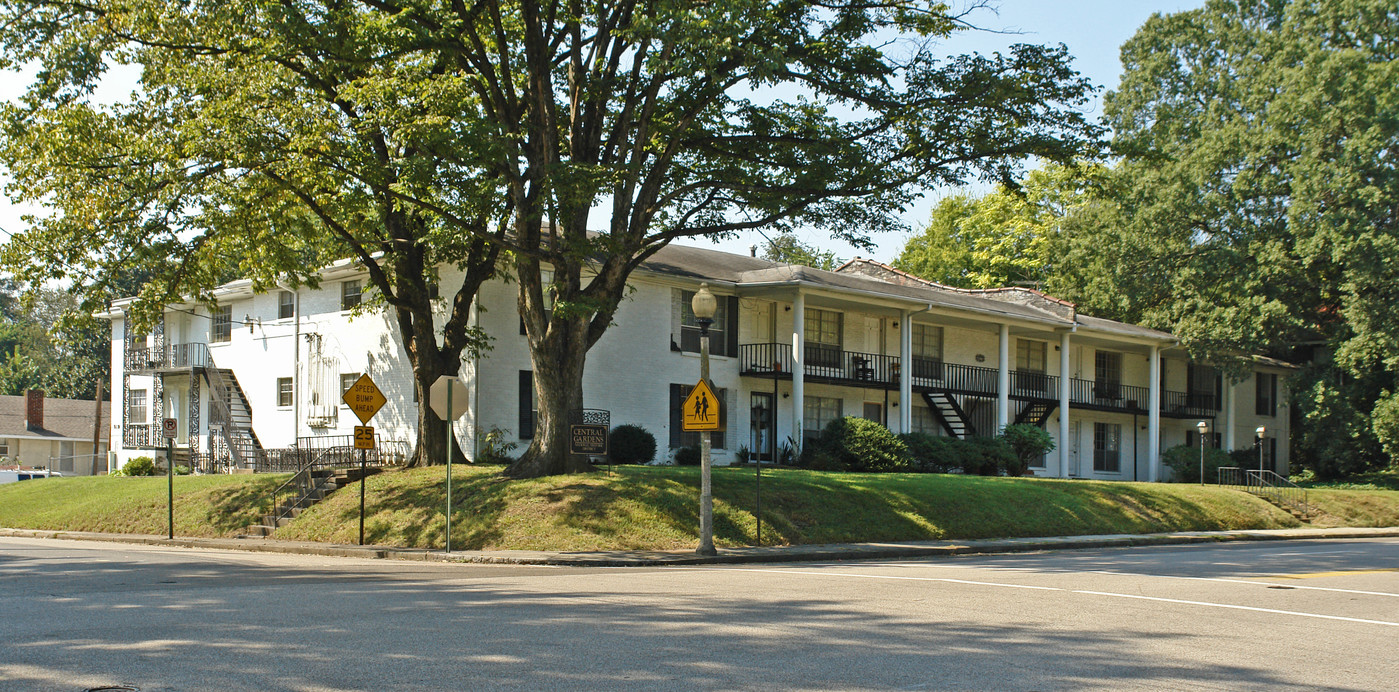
[430,375,470,553]
[161,417,178,539]
[342,375,387,546]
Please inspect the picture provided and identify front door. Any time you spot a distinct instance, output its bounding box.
[750,392,776,462]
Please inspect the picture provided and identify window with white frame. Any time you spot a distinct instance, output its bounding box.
[0,441,9,457]
[340,373,361,399]
[1255,372,1277,417]
[211,306,232,343]
[679,290,733,356]
[911,405,943,436]
[278,291,295,319]
[1093,422,1121,473]
[129,389,149,423]
[1017,339,1047,373]
[803,395,842,441]
[341,280,362,311]
[277,378,294,407]
[804,308,842,368]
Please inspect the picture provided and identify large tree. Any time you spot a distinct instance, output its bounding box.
[0,0,507,466]
[1,1,1102,477]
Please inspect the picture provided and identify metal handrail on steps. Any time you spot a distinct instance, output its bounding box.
[265,435,409,528]
[1218,466,1309,517]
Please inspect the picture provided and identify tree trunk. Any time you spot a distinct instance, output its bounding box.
[506,323,594,478]
[406,359,467,467]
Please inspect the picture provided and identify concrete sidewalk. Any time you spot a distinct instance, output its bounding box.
[4,525,1398,566]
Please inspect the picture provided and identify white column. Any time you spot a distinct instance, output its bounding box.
[997,324,1011,432]
[899,310,913,433]
[1059,331,1071,479]
[1224,379,1237,451]
[1148,344,1162,482]
[792,292,805,444]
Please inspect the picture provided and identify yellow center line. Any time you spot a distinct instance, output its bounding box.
[1269,569,1399,580]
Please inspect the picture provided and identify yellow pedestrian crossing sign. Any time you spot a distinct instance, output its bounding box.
[681,379,725,431]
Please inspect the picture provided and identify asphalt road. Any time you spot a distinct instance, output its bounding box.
[1,536,1396,691]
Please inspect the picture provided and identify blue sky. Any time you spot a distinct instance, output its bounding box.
[0,1,1205,266]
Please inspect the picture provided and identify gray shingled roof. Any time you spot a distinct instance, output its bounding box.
[0,395,110,442]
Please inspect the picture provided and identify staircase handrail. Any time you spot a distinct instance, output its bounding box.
[1247,469,1309,517]
[264,437,407,526]
[201,358,248,466]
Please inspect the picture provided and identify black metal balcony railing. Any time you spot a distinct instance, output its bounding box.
[737,343,1220,419]
[124,343,212,372]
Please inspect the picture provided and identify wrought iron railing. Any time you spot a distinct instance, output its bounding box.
[123,423,153,448]
[123,342,212,372]
[1218,467,1309,517]
[266,435,409,527]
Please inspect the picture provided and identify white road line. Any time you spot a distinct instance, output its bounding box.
[1073,590,1399,628]
[1086,570,1399,598]
[704,567,1399,628]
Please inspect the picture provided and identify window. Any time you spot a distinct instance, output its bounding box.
[278,291,295,320]
[1017,339,1047,373]
[1093,422,1121,473]
[1094,351,1123,399]
[678,291,737,357]
[911,324,943,379]
[804,308,842,368]
[0,442,9,456]
[129,389,148,423]
[803,395,842,442]
[669,383,725,449]
[341,280,362,311]
[911,406,944,436]
[1255,372,1277,417]
[277,378,294,407]
[520,371,537,439]
[211,306,232,343]
[1188,363,1222,411]
[340,373,362,399]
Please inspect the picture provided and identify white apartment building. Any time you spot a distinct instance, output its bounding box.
[103,245,1294,480]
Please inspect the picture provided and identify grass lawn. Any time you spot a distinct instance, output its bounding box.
[0,473,286,537]
[5,465,1397,551]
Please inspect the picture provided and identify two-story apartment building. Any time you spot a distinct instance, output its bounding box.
[103,244,1293,481]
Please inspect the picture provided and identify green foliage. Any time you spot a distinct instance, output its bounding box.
[899,433,960,473]
[0,285,109,399]
[174,465,191,476]
[964,437,1019,476]
[1289,364,1388,478]
[674,446,700,467]
[896,433,1019,475]
[1371,391,1399,465]
[999,424,1056,477]
[608,425,656,465]
[118,457,157,477]
[804,416,913,473]
[476,427,519,465]
[760,232,841,271]
[1162,444,1235,484]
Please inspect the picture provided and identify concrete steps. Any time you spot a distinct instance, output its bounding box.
[244,466,383,537]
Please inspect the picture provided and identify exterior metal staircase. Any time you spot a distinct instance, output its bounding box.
[203,363,264,468]
[1218,467,1310,519]
[1014,400,1058,428]
[245,465,381,537]
[922,391,976,439]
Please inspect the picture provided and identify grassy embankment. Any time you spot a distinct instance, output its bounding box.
[3,465,1397,550]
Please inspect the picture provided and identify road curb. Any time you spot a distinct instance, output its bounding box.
[4,526,1398,566]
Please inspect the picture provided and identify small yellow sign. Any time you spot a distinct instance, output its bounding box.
[681,379,725,432]
[354,426,376,450]
[342,374,387,424]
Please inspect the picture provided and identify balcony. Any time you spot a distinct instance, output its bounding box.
[737,343,1219,419]
[124,343,212,374]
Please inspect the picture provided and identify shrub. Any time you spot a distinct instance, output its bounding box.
[608,424,657,465]
[965,437,1016,476]
[476,426,519,464]
[674,446,700,466]
[899,433,961,473]
[807,416,912,472]
[999,424,1056,476]
[1163,444,1236,483]
[174,465,191,476]
[119,456,157,477]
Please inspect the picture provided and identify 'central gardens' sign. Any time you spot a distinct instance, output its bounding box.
[570,424,608,455]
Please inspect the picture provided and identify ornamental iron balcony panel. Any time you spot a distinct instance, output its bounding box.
[123,343,211,373]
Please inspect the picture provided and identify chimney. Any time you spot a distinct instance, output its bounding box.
[25,389,45,431]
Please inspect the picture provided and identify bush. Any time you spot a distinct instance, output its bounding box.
[899,433,962,473]
[175,465,191,476]
[1163,444,1236,483]
[999,424,1055,476]
[804,416,912,472]
[674,446,700,466]
[609,425,657,465]
[476,426,519,464]
[965,437,1016,476]
[118,456,157,477]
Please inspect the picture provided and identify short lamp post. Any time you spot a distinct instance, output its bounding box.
[1196,420,1208,486]
[692,283,718,557]
[1256,425,1267,477]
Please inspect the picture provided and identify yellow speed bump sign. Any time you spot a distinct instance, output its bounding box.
[342,374,386,424]
[681,379,725,431]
